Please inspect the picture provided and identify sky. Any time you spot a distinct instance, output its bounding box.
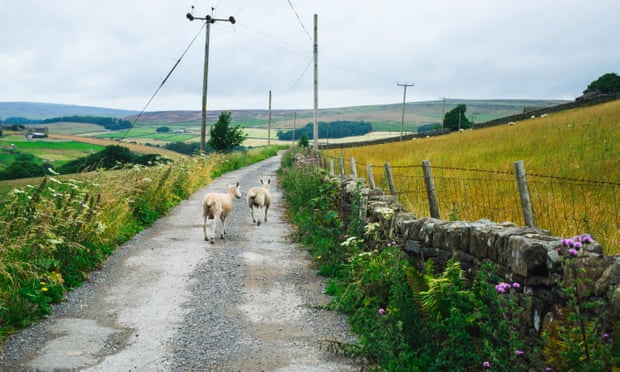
[1,0,618,112]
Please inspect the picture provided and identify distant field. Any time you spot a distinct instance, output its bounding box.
[324,99,620,254]
[0,134,105,169]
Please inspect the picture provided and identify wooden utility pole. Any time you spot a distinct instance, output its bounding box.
[186,11,236,152]
[397,82,414,141]
[312,14,319,151]
[268,90,272,146]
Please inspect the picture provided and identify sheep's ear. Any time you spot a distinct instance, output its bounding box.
[260,179,264,185]
[268,179,271,184]
[236,181,240,187]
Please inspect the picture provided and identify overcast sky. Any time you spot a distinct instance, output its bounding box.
[1,0,618,112]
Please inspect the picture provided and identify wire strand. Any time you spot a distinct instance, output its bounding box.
[122,23,206,139]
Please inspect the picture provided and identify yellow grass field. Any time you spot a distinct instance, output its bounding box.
[323,100,620,254]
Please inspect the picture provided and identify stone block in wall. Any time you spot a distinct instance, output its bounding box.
[432,221,472,254]
[413,217,443,247]
[507,235,549,277]
[595,257,620,295]
[395,213,418,240]
[469,220,504,259]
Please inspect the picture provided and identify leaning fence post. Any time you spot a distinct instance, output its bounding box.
[339,157,345,178]
[384,162,397,197]
[350,157,357,177]
[329,159,335,177]
[514,160,535,227]
[422,160,441,219]
[366,164,376,189]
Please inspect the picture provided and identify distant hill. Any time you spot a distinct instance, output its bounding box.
[0,102,138,120]
[1,99,572,130]
[126,99,571,129]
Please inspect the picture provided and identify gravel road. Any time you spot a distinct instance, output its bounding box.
[1,153,360,371]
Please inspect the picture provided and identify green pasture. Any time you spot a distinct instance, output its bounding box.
[0,135,104,169]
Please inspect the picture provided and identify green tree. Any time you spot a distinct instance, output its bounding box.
[298,133,309,147]
[443,104,472,131]
[583,72,620,94]
[156,127,170,133]
[208,111,246,152]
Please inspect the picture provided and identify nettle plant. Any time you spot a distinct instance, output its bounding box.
[542,234,616,371]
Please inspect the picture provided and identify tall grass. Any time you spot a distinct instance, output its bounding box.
[0,146,280,341]
[323,100,620,253]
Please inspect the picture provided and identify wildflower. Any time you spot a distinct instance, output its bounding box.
[378,308,386,315]
[568,248,578,256]
[515,349,524,356]
[545,368,552,372]
[495,282,511,293]
[391,241,397,246]
[512,282,520,289]
[603,333,611,343]
[483,361,491,368]
[317,255,322,260]
[40,281,47,286]
[574,241,582,250]
[41,287,48,292]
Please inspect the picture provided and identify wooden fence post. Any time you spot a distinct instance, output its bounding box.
[329,159,335,177]
[514,160,535,227]
[339,157,345,178]
[384,162,397,197]
[350,157,357,177]
[422,160,441,219]
[366,164,376,189]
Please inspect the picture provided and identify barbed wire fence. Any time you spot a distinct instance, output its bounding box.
[320,154,620,254]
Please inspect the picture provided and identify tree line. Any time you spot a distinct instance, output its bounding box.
[0,116,132,131]
[277,120,372,140]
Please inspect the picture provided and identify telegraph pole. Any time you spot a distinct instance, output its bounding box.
[312,14,319,151]
[268,90,272,146]
[186,10,236,152]
[397,82,414,141]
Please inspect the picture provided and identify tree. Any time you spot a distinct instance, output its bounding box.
[156,127,170,133]
[208,111,246,152]
[443,104,472,131]
[298,133,309,147]
[583,72,620,94]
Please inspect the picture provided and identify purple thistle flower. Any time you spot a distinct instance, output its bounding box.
[603,333,611,342]
[515,349,525,356]
[483,361,491,368]
[582,235,593,244]
[574,241,582,250]
[512,282,521,289]
[545,368,552,372]
[568,248,578,256]
[378,308,386,315]
[561,239,570,247]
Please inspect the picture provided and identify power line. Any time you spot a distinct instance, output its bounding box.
[287,0,312,40]
[122,23,206,139]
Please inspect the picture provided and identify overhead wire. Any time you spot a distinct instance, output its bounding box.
[121,22,206,139]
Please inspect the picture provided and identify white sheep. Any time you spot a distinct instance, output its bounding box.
[203,182,242,243]
[247,178,271,226]
[508,121,516,126]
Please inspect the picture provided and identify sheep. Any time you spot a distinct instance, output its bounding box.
[247,178,271,226]
[508,121,516,126]
[203,182,242,243]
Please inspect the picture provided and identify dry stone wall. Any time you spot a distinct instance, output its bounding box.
[337,175,620,332]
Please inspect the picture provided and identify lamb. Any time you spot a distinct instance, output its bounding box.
[203,182,242,243]
[247,178,271,226]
